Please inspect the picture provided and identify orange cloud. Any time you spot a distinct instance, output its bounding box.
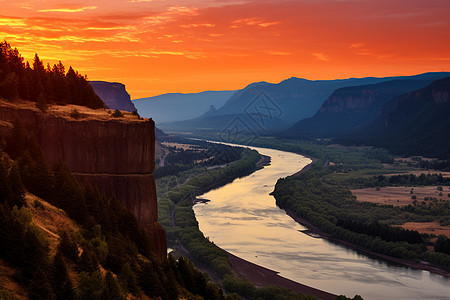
[38,6,98,13]
[313,53,330,62]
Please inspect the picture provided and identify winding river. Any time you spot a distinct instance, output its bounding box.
[193,144,450,300]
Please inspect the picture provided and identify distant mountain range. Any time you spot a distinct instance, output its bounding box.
[340,76,450,159]
[281,73,449,139]
[161,73,449,135]
[133,91,236,124]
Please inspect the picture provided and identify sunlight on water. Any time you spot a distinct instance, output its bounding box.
[193,145,450,300]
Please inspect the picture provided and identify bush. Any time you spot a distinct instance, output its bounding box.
[111,109,124,118]
[34,199,44,209]
[69,109,84,119]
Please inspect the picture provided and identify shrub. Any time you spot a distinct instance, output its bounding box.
[34,199,44,209]
[111,109,124,118]
[69,109,84,119]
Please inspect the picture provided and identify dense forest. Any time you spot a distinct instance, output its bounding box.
[0,41,104,109]
[155,142,242,179]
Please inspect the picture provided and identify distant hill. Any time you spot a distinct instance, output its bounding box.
[163,75,445,135]
[133,90,236,124]
[90,81,136,112]
[341,76,450,159]
[281,72,450,139]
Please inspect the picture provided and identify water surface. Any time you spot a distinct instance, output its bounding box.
[194,145,450,300]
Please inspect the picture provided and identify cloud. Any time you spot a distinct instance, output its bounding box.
[144,5,198,26]
[179,23,215,28]
[230,17,280,28]
[313,53,330,61]
[38,6,97,13]
[0,16,27,27]
[266,51,292,56]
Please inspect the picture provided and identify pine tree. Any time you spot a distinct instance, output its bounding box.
[118,263,139,295]
[36,92,48,112]
[52,250,75,300]
[76,271,103,300]
[58,231,79,262]
[101,272,125,300]
[7,162,26,208]
[28,267,55,300]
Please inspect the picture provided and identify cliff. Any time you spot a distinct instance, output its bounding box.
[281,74,450,139]
[90,81,137,112]
[343,76,450,159]
[0,100,166,258]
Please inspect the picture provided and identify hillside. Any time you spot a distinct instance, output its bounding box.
[90,81,137,112]
[282,73,449,139]
[0,95,235,299]
[133,90,236,124]
[163,74,448,135]
[342,76,450,159]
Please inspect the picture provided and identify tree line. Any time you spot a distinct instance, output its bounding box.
[0,41,104,109]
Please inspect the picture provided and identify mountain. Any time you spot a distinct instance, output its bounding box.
[282,72,450,139]
[133,90,236,124]
[90,81,137,112]
[163,75,444,135]
[342,76,450,159]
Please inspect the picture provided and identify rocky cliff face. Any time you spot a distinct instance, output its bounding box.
[0,101,166,258]
[90,81,137,112]
[281,77,447,139]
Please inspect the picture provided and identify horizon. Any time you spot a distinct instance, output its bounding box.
[130,70,450,100]
[2,0,450,98]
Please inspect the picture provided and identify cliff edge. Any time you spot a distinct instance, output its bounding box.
[0,100,166,259]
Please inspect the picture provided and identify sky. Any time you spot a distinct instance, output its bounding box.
[1,0,449,99]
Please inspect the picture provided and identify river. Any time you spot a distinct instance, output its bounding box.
[193,144,450,300]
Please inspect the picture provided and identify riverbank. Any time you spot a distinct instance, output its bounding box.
[284,157,450,279]
[286,209,450,278]
[172,243,337,300]
[227,252,336,300]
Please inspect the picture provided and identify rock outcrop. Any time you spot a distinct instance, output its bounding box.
[0,101,166,259]
[90,81,137,112]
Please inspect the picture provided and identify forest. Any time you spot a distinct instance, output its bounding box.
[0,117,232,299]
[268,141,450,270]
[0,41,104,109]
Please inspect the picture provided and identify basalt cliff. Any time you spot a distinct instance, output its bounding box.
[0,100,166,259]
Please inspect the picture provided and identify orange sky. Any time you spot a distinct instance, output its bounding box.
[1,0,449,98]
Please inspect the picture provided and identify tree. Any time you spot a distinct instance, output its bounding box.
[36,92,48,112]
[76,271,103,300]
[101,272,124,300]
[118,263,139,295]
[52,250,75,300]
[58,231,79,262]
[28,267,55,300]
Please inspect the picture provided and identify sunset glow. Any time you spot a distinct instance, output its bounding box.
[2,0,449,98]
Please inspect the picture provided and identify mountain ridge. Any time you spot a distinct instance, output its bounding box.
[281,73,450,138]
[162,72,449,135]
[340,76,450,159]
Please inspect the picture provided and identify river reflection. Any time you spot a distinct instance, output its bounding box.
[193,145,450,300]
